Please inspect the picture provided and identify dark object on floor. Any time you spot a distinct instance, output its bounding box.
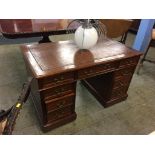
[0,77,33,135]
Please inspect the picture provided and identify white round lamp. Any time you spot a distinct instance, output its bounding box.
[74,20,98,49]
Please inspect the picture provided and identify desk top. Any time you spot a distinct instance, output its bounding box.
[21,38,141,78]
[0,19,79,38]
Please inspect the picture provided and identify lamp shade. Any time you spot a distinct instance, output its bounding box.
[74,26,98,49]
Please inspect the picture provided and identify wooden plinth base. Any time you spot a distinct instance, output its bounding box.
[42,113,77,132]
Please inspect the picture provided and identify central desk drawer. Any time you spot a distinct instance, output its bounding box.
[47,105,74,123]
[39,72,74,89]
[40,83,76,101]
[78,61,118,79]
[45,94,75,112]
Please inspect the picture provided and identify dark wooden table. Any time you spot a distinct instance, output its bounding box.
[21,39,141,132]
[0,19,79,43]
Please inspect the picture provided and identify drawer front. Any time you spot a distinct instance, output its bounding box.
[96,61,119,73]
[41,83,75,101]
[113,75,132,89]
[78,66,97,79]
[78,61,118,79]
[39,72,74,89]
[47,105,74,122]
[114,66,135,79]
[119,56,139,67]
[45,94,75,112]
[111,87,127,99]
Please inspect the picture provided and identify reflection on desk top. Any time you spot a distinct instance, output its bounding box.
[21,38,141,78]
[0,19,79,35]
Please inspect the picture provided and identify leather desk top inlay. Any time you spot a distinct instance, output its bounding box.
[22,38,140,78]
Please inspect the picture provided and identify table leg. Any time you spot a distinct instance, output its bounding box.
[39,36,52,43]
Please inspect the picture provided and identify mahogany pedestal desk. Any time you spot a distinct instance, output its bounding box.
[21,39,141,132]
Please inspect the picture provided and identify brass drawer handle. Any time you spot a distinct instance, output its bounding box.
[120,69,129,75]
[57,101,66,108]
[54,88,65,94]
[114,81,124,88]
[54,90,59,94]
[115,81,123,87]
[57,111,65,118]
[101,64,112,70]
[84,69,93,73]
[126,59,135,64]
[60,76,64,80]
[54,76,64,82]
[118,81,124,87]
[89,69,93,73]
[118,92,122,96]
[84,69,94,75]
[116,90,124,96]
[106,64,111,68]
[54,78,59,82]
[114,92,121,96]
[61,88,65,92]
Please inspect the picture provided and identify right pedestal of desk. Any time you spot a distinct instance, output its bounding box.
[82,64,136,107]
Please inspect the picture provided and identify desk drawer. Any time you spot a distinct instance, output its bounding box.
[113,75,132,89]
[39,72,74,89]
[114,66,135,79]
[96,61,119,72]
[45,94,75,112]
[120,56,139,67]
[78,61,118,79]
[111,87,127,99]
[41,83,76,101]
[47,105,74,123]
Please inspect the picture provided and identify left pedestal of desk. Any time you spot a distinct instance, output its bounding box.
[30,78,77,132]
[21,46,77,132]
